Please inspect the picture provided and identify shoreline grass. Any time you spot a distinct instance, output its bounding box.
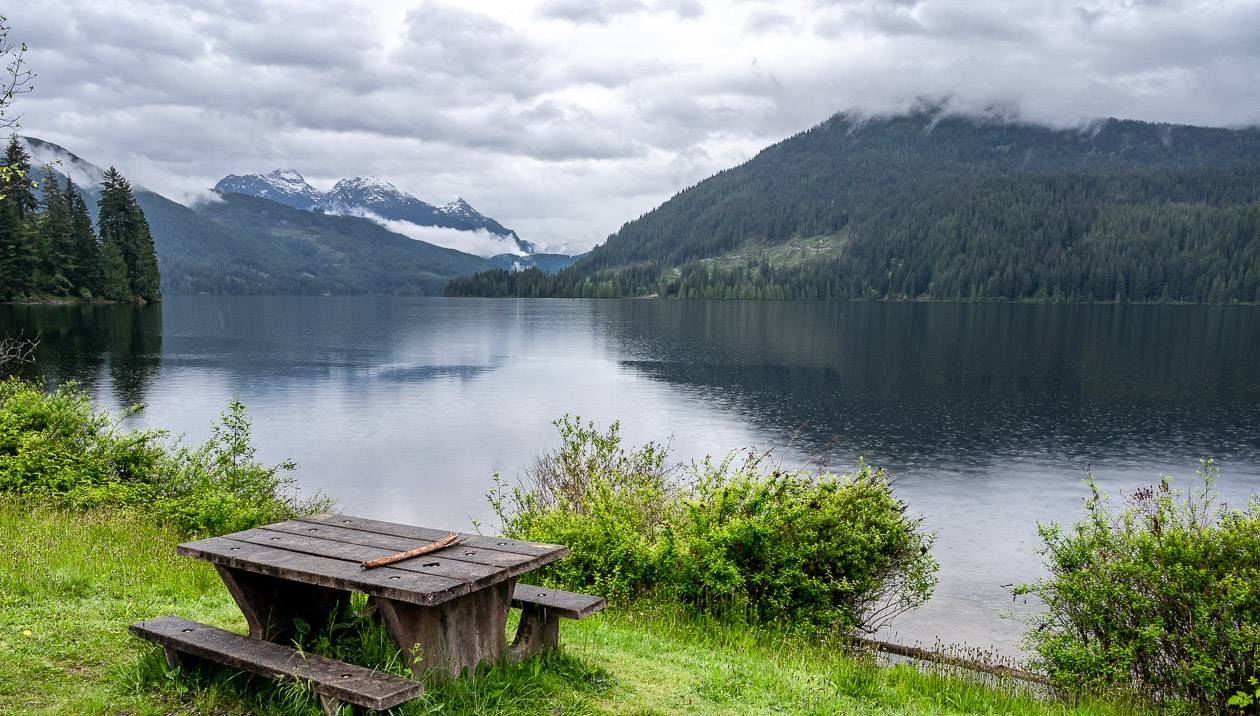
[0,497,1150,715]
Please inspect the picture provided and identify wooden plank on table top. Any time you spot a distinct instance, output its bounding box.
[177,536,465,605]
[298,514,569,561]
[228,527,502,585]
[264,520,554,570]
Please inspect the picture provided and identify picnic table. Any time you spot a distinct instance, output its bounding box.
[130,513,606,714]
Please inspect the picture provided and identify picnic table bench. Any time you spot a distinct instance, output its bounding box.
[130,513,606,714]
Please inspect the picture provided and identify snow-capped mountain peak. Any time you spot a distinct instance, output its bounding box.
[267,168,309,190]
[215,168,323,210]
[215,168,541,256]
[326,176,421,208]
[438,197,482,220]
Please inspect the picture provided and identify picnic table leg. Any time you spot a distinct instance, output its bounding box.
[508,603,560,662]
[370,578,516,682]
[215,565,345,643]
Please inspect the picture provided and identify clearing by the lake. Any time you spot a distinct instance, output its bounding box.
[0,498,1148,715]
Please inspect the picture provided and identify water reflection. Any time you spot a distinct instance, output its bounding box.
[591,301,1260,472]
[1,302,163,406]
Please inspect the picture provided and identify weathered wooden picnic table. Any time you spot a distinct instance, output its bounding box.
[130,513,606,714]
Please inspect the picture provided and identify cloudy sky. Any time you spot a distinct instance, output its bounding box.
[10,0,1260,252]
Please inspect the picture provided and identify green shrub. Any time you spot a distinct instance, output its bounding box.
[663,452,938,631]
[0,378,331,536]
[491,416,937,632]
[150,399,333,536]
[1016,461,1260,713]
[0,379,165,500]
[489,417,672,602]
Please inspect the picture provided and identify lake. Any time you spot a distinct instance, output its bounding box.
[5,296,1259,656]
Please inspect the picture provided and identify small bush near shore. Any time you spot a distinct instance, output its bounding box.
[490,415,938,633]
[1016,461,1260,713]
[0,378,331,535]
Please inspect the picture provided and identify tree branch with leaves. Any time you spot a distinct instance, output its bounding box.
[0,13,34,200]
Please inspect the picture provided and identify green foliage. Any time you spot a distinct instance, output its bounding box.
[148,399,331,536]
[0,136,38,299]
[38,169,73,292]
[491,417,672,602]
[491,416,937,632]
[448,112,1260,304]
[0,137,159,302]
[98,166,161,302]
[65,175,101,297]
[1229,678,1260,712]
[97,233,131,301]
[663,452,939,631]
[0,379,164,498]
[0,378,331,536]
[1016,461,1260,712]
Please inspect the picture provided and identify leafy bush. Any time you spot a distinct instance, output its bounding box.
[0,378,331,535]
[0,379,165,499]
[489,417,672,603]
[150,399,333,535]
[1016,461,1260,713]
[491,416,937,632]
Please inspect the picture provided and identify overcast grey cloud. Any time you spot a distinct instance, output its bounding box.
[10,0,1260,252]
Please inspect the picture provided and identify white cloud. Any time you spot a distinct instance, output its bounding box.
[327,205,528,257]
[9,0,1260,252]
[380,220,528,258]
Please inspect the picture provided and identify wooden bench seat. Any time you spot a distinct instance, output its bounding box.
[508,583,605,661]
[512,583,606,619]
[130,616,423,715]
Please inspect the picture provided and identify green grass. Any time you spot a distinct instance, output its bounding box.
[0,498,1150,715]
[702,233,851,271]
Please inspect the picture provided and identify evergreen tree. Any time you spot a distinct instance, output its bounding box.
[0,136,37,298]
[64,177,100,297]
[98,231,130,301]
[97,166,161,301]
[0,199,28,299]
[2,136,37,219]
[38,170,74,294]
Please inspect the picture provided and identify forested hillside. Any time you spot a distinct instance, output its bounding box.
[180,193,491,295]
[447,111,1260,303]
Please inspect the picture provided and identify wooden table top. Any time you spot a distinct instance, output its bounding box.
[177,513,569,607]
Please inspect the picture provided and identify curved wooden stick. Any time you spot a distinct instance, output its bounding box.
[360,532,460,570]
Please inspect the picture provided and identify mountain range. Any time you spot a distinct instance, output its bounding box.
[215,170,536,254]
[447,109,1260,304]
[22,138,576,295]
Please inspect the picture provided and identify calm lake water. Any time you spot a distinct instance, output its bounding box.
[5,296,1260,655]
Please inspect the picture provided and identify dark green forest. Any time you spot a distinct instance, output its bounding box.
[0,137,159,302]
[447,111,1260,303]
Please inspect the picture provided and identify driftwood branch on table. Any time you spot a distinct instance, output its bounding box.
[360,532,461,570]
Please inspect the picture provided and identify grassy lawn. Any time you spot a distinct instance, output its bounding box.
[0,498,1147,715]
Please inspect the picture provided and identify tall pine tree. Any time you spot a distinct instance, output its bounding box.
[0,135,37,299]
[38,169,74,294]
[97,166,161,302]
[3,136,37,219]
[64,176,101,297]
